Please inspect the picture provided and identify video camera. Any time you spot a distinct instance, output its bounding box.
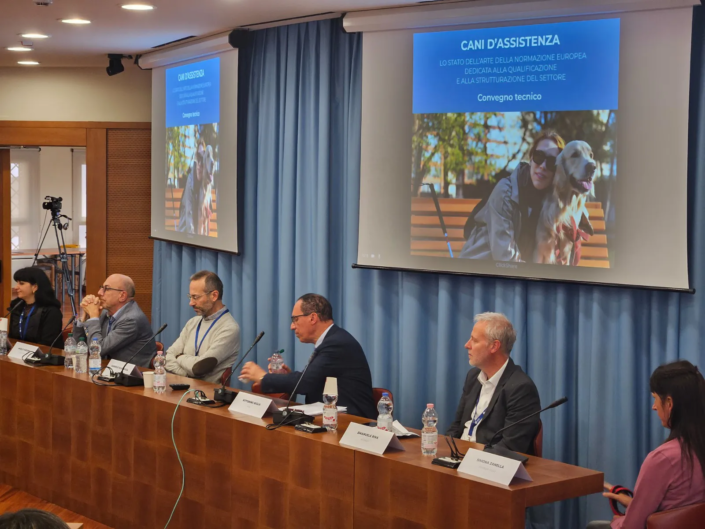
[42,196,62,216]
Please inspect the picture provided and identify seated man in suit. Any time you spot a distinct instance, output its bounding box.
[239,293,377,419]
[446,312,541,454]
[164,270,240,384]
[74,274,156,367]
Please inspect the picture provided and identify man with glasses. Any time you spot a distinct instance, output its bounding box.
[74,274,156,367]
[164,270,240,384]
[239,293,376,419]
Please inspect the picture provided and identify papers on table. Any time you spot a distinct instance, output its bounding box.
[277,402,348,416]
[392,420,420,438]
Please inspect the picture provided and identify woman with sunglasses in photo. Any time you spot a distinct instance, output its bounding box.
[460,131,565,261]
[587,360,705,528]
[6,267,65,348]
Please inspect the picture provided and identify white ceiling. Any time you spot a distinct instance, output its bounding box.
[0,0,421,67]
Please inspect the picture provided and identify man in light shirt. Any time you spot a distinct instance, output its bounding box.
[446,312,541,454]
[164,271,240,384]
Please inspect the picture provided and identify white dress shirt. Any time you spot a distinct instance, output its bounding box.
[314,323,334,348]
[461,358,509,442]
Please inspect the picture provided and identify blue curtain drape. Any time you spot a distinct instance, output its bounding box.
[153,14,705,527]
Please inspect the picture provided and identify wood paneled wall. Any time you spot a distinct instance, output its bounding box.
[0,121,152,319]
[106,129,153,320]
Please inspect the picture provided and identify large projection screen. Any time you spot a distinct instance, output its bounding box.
[356,7,693,290]
[151,49,239,254]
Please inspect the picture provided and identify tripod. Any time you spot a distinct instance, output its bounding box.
[33,205,77,318]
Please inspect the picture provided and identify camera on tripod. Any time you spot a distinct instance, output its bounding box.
[42,196,63,216]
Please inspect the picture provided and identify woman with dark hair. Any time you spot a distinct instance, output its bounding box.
[7,267,64,348]
[459,130,566,261]
[0,509,69,529]
[588,360,705,528]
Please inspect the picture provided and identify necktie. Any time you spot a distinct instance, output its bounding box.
[107,316,115,334]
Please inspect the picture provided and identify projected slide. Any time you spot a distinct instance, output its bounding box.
[165,57,220,238]
[412,19,619,268]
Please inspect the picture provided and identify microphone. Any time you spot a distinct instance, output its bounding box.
[4,300,26,318]
[213,330,265,404]
[483,397,568,463]
[269,354,317,428]
[25,316,76,366]
[113,323,167,387]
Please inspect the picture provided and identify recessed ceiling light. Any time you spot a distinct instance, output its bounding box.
[21,33,50,39]
[121,4,154,10]
[18,61,40,66]
[7,47,33,52]
[61,18,91,25]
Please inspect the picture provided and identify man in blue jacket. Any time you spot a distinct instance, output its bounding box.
[240,294,377,419]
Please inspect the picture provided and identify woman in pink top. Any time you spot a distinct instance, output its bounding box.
[592,360,705,529]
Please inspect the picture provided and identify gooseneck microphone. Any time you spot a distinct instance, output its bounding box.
[24,316,77,366]
[4,300,26,319]
[113,323,168,387]
[269,354,317,429]
[483,397,568,463]
[213,330,265,403]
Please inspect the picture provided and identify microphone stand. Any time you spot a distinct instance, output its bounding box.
[25,316,76,366]
[269,357,316,428]
[113,323,167,387]
[483,397,568,464]
[213,331,265,404]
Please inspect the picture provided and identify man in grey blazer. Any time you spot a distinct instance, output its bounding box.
[74,274,156,367]
[446,312,541,455]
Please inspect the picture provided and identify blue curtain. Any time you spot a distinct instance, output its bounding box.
[153,14,705,527]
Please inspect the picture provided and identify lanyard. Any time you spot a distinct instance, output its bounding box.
[194,309,229,356]
[18,305,36,340]
[468,394,488,438]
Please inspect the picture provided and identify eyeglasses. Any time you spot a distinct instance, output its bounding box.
[531,150,558,171]
[291,313,313,324]
[99,285,125,293]
[187,291,213,302]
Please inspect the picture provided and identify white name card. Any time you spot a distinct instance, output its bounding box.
[0,318,8,332]
[339,422,406,455]
[229,392,279,419]
[8,342,40,360]
[457,448,532,486]
[103,359,141,378]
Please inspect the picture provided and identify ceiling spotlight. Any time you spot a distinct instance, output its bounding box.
[61,19,91,25]
[121,3,155,10]
[106,54,133,76]
[7,47,33,52]
[21,33,49,39]
[18,61,40,66]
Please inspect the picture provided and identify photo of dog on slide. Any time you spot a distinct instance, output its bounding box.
[534,140,597,266]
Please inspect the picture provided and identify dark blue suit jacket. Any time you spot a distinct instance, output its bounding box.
[261,324,377,419]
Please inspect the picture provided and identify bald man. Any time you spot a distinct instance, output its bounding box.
[73,274,157,367]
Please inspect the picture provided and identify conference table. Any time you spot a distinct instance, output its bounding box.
[0,342,603,529]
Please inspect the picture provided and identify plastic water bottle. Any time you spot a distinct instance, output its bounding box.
[268,349,285,373]
[74,337,88,374]
[153,351,167,394]
[421,403,439,456]
[63,333,76,369]
[322,391,338,431]
[377,392,394,432]
[88,338,102,374]
[0,318,8,355]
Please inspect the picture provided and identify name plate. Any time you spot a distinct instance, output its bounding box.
[229,392,278,419]
[103,359,141,378]
[8,342,40,360]
[457,448,532,486]
[339,422,405,455]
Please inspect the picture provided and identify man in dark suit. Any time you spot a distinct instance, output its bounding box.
[239,294,377,419]
[446,312,541,454]
[74,274,157,367]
